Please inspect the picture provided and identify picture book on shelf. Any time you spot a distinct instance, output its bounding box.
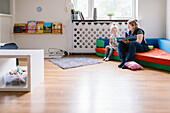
[117,36,137,42]
[52,23,62,34]
[71,9,75,20]
[14,23,28,33]
[43,23,52,33]
[13,21,63,34]
[36,21,44,33]
[79,11,84,20]
[71,9,81,20]
[27,21,37,33]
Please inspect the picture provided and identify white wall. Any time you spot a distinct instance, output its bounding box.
[0,15,12,43]
[13,0,167,53]
[138,0,166,38]
[0,17,2,43]
[14,0,71,53]
[0,0,13,43]
[166,0,170,39]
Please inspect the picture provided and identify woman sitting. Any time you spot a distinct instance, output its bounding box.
[117,19,150,69]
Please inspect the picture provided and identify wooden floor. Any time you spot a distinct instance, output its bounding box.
[0,55,170,113]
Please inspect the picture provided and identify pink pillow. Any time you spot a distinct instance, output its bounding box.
[125,61,143,70]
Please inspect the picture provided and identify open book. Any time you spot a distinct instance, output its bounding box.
[117,36,137,42]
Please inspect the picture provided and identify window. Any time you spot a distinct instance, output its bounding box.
[0,0,10,14]
[72,0,136,19]
[77,0,88,19]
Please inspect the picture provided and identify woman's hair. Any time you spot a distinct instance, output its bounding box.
[110,23,118,32]
[127,19,139,29]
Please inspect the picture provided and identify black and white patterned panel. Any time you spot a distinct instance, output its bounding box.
[73,22,127,51]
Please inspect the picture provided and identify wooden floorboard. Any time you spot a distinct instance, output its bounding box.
[0,55,170,113]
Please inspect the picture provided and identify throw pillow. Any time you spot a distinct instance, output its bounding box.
[125,61,143,70]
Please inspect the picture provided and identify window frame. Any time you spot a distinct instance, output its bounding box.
[0,0,11,15]
[75,0,137,20]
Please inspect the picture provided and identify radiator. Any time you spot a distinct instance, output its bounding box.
[69,21,128,53]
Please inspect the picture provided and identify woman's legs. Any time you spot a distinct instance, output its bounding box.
[125,41,145,61]
[121,41,145,69]
[117,41,128,67]
[117,41,145,69]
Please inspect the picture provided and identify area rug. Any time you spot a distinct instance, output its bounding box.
[49,56,103,69]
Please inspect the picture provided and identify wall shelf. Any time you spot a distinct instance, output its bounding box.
[13,33,62,35]
[72,20,129,22]
[13,22,63,35]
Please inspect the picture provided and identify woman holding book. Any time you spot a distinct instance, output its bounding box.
[117,19,149,69]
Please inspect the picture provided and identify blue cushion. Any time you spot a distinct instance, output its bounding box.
[146,38,160,48]
[0,43,18,49]
[158,39,170,53]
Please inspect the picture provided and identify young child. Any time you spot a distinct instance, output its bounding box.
[103,23,119,61]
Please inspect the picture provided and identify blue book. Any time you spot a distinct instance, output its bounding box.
[117,36,137,42]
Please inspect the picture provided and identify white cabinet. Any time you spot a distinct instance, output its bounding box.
[0,50,44,91]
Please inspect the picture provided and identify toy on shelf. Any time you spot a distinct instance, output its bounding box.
[4,66,27,86]
[43,23,52,33]
[27,21,37,33]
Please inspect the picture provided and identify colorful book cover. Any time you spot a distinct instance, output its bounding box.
[43,23,52,33]
[36,21,44,33]
[71,9,74,20]
[78,11,82,20]
[27,21,37,33]
[14,23,27,33]
[52,23,62,34]
[80,12,84,20]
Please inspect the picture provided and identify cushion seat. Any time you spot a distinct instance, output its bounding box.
[95,48,119,56]
[134,48,170,66]
[95,38,170,71]
[95,48,170,66]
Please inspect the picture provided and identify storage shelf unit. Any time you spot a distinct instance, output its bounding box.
[0,50,44,92]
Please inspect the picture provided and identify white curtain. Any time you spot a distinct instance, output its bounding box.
[71,0,78,10]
